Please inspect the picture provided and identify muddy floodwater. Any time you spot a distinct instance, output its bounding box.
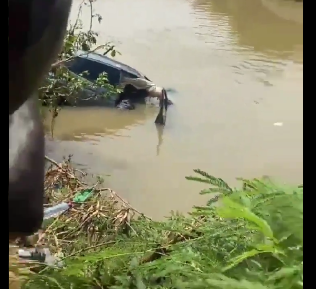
[45,0,303,219]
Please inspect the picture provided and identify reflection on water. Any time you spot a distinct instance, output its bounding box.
[155,125,165,156]
[194,0,303,61]
[192,0,303,86]
[44,106,158,141]
[194,0,303,56]
[48,0,303,219]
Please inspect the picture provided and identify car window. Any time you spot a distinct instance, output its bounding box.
[121,70,138,79]
[67,57,121,86]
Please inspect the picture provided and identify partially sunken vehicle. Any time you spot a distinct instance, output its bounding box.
[64,51,171,124]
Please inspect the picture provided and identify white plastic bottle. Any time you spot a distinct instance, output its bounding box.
[44,202,71,220]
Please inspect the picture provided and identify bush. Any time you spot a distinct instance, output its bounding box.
[39,0,122,135]
[23,169,303,289]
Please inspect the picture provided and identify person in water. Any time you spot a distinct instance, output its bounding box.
[9,0,73,239]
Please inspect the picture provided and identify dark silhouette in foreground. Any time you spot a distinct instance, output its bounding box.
[9,0,73,238]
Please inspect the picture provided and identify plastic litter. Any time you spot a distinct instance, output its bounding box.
[44,202,71,220]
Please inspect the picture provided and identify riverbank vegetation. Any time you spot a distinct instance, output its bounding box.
[9,0,303,288]
[10,158,303,289]
[39,0,121,136]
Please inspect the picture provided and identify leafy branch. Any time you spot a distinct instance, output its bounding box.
[39,0,122,137]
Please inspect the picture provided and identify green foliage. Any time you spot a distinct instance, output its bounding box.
[24,170,303,289]
[39,0,122,134]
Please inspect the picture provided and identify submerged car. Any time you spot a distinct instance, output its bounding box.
[64,50,170,110]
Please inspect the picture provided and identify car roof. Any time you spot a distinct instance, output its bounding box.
[74,50,145,78]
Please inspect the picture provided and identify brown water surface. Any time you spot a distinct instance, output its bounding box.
[46,0,303,219]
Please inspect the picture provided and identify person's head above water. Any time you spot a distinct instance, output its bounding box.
[9,0,73,238]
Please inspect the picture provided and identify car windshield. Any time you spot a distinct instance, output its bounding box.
[66,57,121,86]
